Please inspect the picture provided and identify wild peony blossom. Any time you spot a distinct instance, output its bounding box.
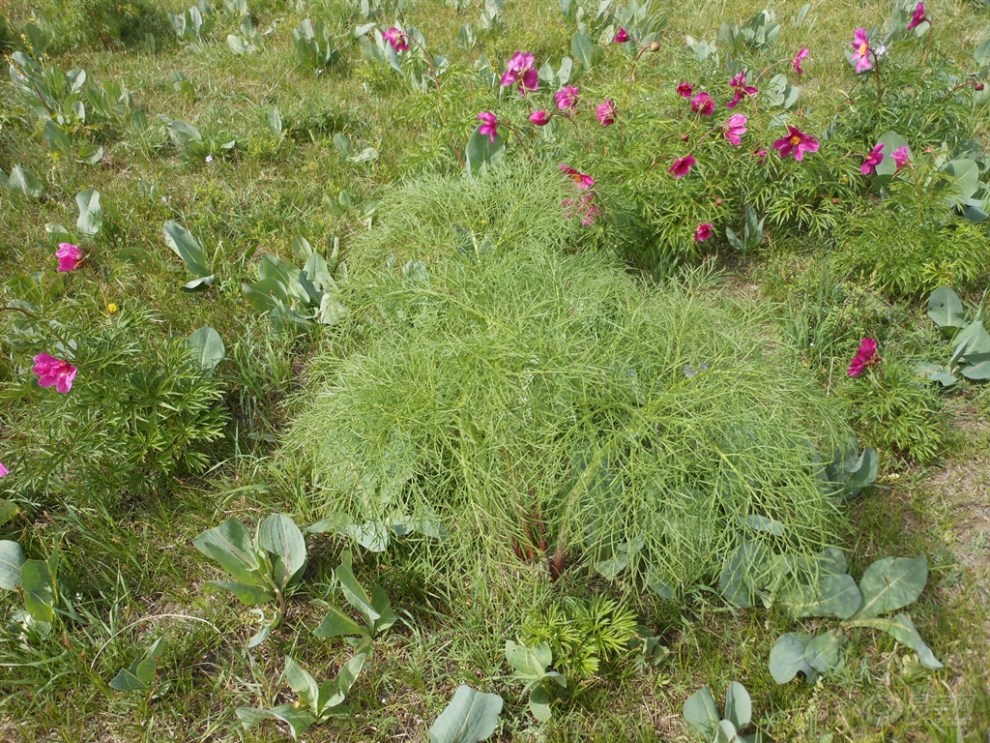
[792,48,810,75]
[726,71,758,109]
[477,112,499,143]
[559,164,595,190]
[562,192,602,226]
[892,145,910,171]
[694,223,713,242]
[668,155,697,179]
[772,126,820,161]
[530,110,551,126]
[907,2,928,30]
[0,462,8,478]
[850,28,873,73]
[383,27,409,53]
[500,51,539,95]
[33,353,77,393]
[596,99,616,126]
[56,243,83,272]
[690,92,715,116]
[555,85,580,111]
[722,114,747,146]
[860,143,884,175]
[614,27,630,43]
[848,338,879,377]
[755,148,768,161]
[676,81,694,98]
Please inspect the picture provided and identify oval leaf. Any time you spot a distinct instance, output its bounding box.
[0,540,26,590]
[429,685,503,743]
[854,555,927,619]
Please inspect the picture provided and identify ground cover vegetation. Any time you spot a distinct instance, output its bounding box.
[1,0,989,740]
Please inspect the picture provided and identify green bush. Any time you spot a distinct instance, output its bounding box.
[6,0,168,53]
[279,167,856,600]
[1,309,228,509]
[839,358,944,465]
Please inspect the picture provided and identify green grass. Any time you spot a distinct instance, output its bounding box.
[1,0,990,740]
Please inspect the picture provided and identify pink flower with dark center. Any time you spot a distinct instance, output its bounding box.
[383,27,409,53]
[850,28,873,73]
[723,114,747,146]
[0,462,8,478]
[694,223,713,242]
[676,81,694,98]
[792,48,810,75]
[500,51,539,95]
[690,92,715,116]
[596,99,616,126]
[772,126,820,161]
[907,2,928,30]
[860,143,884,175]
[555,85,580,111]
[559,164,595,190]
[33,353,77,393]
[892,145,910,172]
[615,27,630,43]
[848,338,879,377]
[56,243,83,272]
[477,112,499,143]
[726,72,758,109]
[668,155,697,179]
[530,110,551,126]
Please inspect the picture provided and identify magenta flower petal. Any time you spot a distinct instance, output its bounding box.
[676,81,694,98]
[892,145,910,171]
[555,85,580,111]
[668,155,697,179]
[690,92,714,116]
[722,114,747,146]
[56,242,83,272]
[694,223,713,243]
[559,164,595,190]
[596,99,616,126]
[860,143,885,175]
[850,28,873,73]
[383,27,409,53]
[848,338,879,377]
[530,110,551,126]
[33,353,77,393]
[772,126,819,161]
[477,111,499,143]
[792,48,810,75]
[614,27,630,43]
[907,2,928,30]
[0,462,9,478]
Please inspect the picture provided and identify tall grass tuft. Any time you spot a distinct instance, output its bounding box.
[280,167,855,600]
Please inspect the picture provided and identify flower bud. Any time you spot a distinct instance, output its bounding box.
[650,41,660,52]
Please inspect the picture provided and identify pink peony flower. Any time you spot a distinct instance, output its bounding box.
[562,191,602,226]
[907,2,928,30]
[0,462,8,478]
[33,353,77,393]
[860,143,884,175]
[477,112,499,144]
[694,223,713,242]
[690,92,715,116]
[676,81,694,98]
[772,126,820,161]
[614,27,630,43]
[555,85,580,111]
[559,164,595,190]
[668,155,697,179]
[792,48,810,75]
[726,71,758,109]
[848,338,879,377]
[56,243,83,272]
[500,51,539,95]
[596,99,616,126]
[892,145,910,171]
[723,114,747,146]
[383,27,409,53]
[530,110,551,126]
[850,28,873,73]
[754,148,768,161]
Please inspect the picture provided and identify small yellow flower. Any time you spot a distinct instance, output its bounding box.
[106,303,119,314]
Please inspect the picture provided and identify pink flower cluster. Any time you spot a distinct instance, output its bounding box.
[34,353,77,393]
[500,51,539,95]
[383,27,409,53]
[559,164,601,226]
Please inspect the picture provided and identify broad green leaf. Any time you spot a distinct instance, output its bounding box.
[943,159,980,199]
[370,584,397,633]
[570,32,602,70]
[0,501,20,529]
[782,573,862,620]
[682,686,719,738]
[2,165,44,198]
[110,638,165,691]
[916,362,959,386]
[505,641,552,682]
[284,657,320,714]
[334,551,380,629]
[21,559,56,623]
[318,652,367,714]
[927,287,966,331]
[716,720,739,743]
[962,360,990,380]
[343,521,390,552]
[464,129,505,177]
[719,540,769,609]
[429,685,503,743]
[724,681,752,730]
[208,580,275,605]
[236,704,318,739]
[313,605,367,640]
[186,326,225,372]
[258,513,307,588]
[528,684,552,722]
[163,220,210,278]
[803,630,844,673]
[950,321,990,366]
[0,540,26,590]
[854,555,927,619]
[768,632,818,684]
[76,188,102,236]
[849,613,942,669]
[192,517,263,586]
[109,666,148,691]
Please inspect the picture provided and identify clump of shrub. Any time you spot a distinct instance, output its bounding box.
[280,166,857,600]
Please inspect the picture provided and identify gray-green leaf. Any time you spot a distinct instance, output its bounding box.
[186,326,225,372]
[429,685,503,743]
[0,540,26,590]
[853,555,927,619]
[803,630,844,674]
[724,681,752,729]
[682,686,719,738]
[769,632,818,684]
[849,613,942,669]
[76,188,103,236]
